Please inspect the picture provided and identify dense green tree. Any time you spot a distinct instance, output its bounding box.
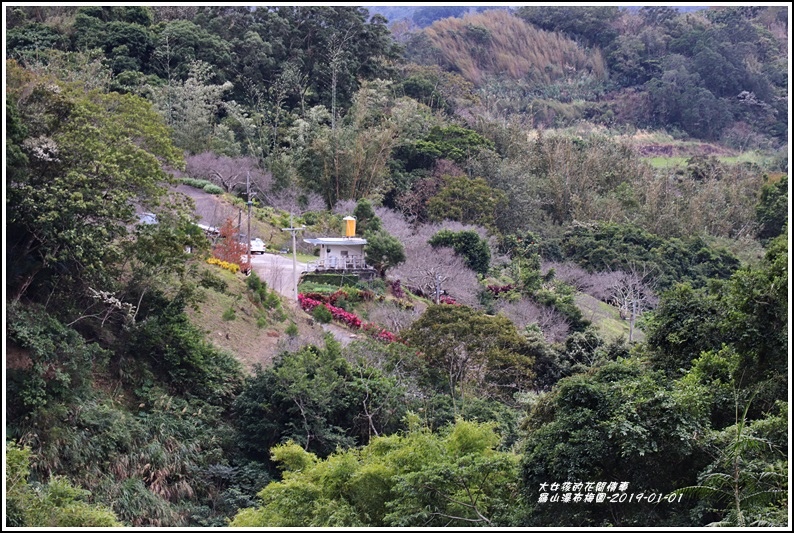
[233,338,406,461]
[557,222,740,291]
[643,283,726,377]
[519,358,711,526]
[718,234,787,408]
[150,19,233,81]
[6,61,183,304]
[104,20,153,73]
[71,11,109,51]
[6,22,68,57]
[515,6,621,49]
[427,175,506,229]
[230,418,521,527]
[365,230,406,277]
[220,6,400,112]
[607,34,659,87]
[755,175,788,244]
[404,305,536,406]
[352,198,382,235]
[348,199,406,276]
[429,229,491,275]
[645,233,787,412]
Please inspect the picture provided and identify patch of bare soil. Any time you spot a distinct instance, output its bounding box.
[6,342,32,370]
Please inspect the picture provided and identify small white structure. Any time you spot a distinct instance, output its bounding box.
[304,216,370,271]
[304,237,368,270]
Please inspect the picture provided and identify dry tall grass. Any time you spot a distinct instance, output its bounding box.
[423,10,607,85]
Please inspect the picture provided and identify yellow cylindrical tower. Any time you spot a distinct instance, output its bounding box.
[343,216,356,237]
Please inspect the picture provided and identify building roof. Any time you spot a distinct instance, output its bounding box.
[304,237,367,246]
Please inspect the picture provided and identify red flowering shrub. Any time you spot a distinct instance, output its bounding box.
[300,288,374,307]
[487,283,515,296]
[302,292,329,304]
[439,295,459,305]
[299,293,401,343]
[213,217,251,273]
[298,294,323,312]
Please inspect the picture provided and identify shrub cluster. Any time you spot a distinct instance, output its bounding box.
[389,279,405,299]
[207,257,240,274]
[179,177,224,195]
[298,294,400,343]
[300,288,374,308]
[439,295,459,305]
[487,283,516,296]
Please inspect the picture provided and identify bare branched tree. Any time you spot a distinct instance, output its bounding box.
[332,199,358,216]
[375,206,415,242]
[265,187,326,215]
[604,264,659,342]
[585,270,625,302]
[495,298,570,344]
[367,301,422,333]
[541,261,594,293]
[185,153,268,194]
[391,244,480,307]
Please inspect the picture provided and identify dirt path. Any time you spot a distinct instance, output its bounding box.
[175,184,238,228]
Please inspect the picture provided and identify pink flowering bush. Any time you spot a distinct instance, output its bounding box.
[299,293,401,343]
[301,289,374,308]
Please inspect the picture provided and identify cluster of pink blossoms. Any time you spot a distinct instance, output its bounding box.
[298,293,401,343]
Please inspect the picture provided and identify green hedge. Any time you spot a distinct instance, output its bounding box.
[299,273,362,287]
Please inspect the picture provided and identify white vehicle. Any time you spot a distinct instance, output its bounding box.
[250,238,266,254]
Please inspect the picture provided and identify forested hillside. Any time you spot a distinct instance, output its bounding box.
[5,5,789,527]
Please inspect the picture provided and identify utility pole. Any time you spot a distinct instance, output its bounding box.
[281,214,305,301]
[629,298,636,343]
[246,171,252,274]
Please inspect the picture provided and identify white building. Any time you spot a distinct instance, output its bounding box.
[303,216,371,271]
[303,237,368,270]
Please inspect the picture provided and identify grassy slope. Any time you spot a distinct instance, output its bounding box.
[186,262,327,373]
[575,292,645,343]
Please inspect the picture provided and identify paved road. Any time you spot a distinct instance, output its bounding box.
[174,185,356,347]
[250,252,306,300]
[250,253,355,346]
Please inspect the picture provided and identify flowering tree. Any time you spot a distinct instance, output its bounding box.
[212,218,250,273]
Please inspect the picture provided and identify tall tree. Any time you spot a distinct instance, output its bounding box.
[146,60,235,155]
[6,60,183,304]
[404,305,536,407]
